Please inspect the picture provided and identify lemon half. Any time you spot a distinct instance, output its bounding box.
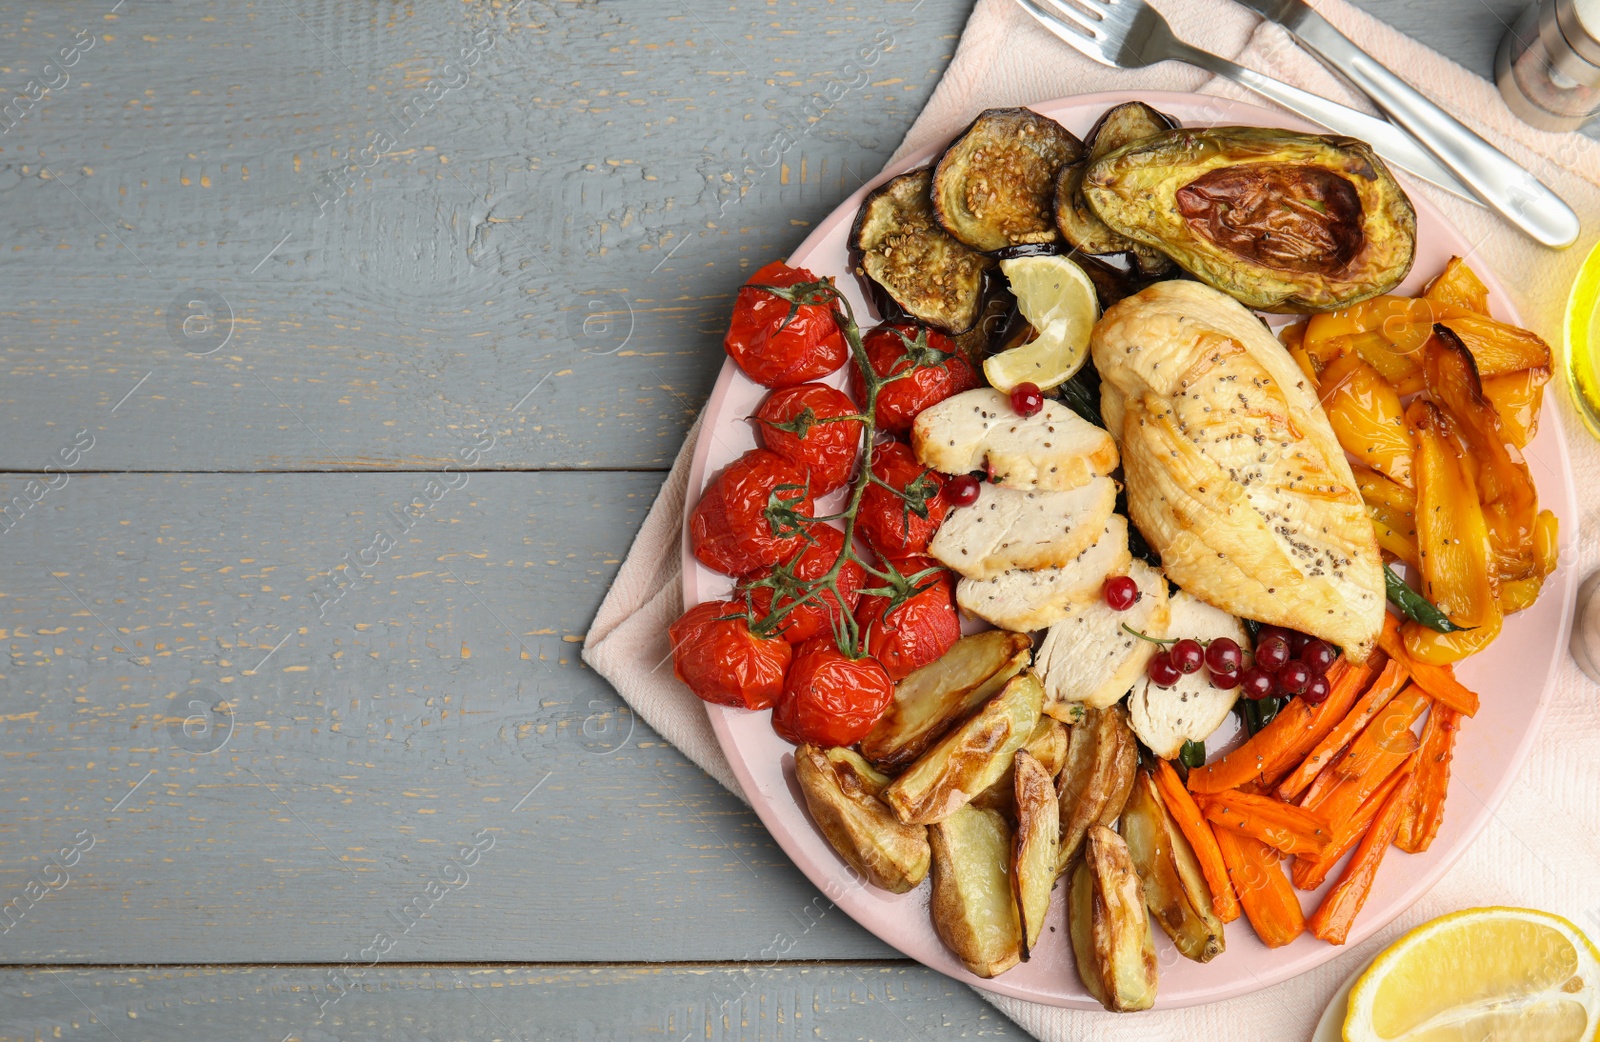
[986,254,1098,393]
[1343,906,1600,1042]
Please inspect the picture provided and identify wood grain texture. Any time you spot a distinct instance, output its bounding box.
[0,0,968,471]
[0,964,1022,1041]
[0,472,892,963]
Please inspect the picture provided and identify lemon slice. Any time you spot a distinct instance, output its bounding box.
[1343,907,1600,1042]
[986,254,1099,393]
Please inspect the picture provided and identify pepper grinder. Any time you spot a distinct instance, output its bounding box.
[1497,0,1600,131]
[1573,572,1600,683]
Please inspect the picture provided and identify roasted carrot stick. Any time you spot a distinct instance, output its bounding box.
[1308,765,1417,944]
[1213,827,1307,948]
[1396,705,1462,853]
[1304,686,1429,830]
[1291,756,1416,891]
[1188,657,1374,795]
[1199,789,1334,858]
[1152,759,1240,922]
[1276,659,1410,802]
[1378,612,1480,716]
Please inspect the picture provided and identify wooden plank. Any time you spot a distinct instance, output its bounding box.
[0,472,894,963]
[0,963,1021,1042]
[0,0,968,472]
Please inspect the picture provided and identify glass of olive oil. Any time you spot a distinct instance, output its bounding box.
[1566,238,1600,440]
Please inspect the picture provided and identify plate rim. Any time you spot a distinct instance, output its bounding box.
[680,88,1580,1009]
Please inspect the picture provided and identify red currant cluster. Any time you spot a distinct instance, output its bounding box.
[1147,635,1242,690]
[1240,626,1337,704]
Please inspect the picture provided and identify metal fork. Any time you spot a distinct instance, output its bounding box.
[1014,0,1480,204]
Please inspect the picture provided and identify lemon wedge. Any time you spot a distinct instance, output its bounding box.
[1343,907,1600,1042]
[986,254,1099,393]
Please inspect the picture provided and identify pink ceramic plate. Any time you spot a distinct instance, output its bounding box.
[680,90,1578,1008]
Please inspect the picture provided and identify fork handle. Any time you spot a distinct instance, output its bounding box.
[1165,40,1480,205]
[1291,10,1578,249]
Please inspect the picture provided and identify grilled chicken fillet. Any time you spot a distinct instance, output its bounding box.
[1091,281,1384,659]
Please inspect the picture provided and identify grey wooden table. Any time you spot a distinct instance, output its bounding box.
[0,0,1546,1037]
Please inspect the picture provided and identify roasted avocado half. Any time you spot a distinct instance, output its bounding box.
[1082,126,1416,313]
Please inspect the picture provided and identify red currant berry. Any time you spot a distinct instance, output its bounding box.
[1255,634,1291,672]
[1240,666,1276,700]
[947,473,981,507]
[1258,625,1294,647]
[1204,637,1242,675]
[1147,651,1182,687]
[1276,659,1312,696]
[1302,674,1332,705]
[1170,638,1205,674]
[1010,382,1044,417]
[1210,669,1240,690]
[1299,639,1336,675]
[1103,574,1140,611]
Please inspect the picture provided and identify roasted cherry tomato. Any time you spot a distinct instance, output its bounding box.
[669,600,792,710]
[853,324,980,436]
[855,558,961,680]
[742,525,866,644]
[753,383,863,495]
[856,441,948,557]
[690,449,815,577]
[724,261,848,388]
[771,638,894,746]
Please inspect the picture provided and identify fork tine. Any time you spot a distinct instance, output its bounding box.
[1014,0,1100,44]
[1027,0,1104,38]
[1045,0,1110,20]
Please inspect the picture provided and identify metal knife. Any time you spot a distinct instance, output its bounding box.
[1230,0,1580,247]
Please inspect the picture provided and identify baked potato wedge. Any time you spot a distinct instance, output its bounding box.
[1056,703,1138,873]
[1011,750,1059,957]
[883,672,1045,825]
[929,805,1024,977]
[795,745,931,894]
[1121,768,1225,962]
[861,630,1032,774]
[970,717,1069,818]
[1070,825,1159,1012]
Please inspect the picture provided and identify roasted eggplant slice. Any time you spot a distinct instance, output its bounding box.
[1053,102,1177,277]
[930,805,1024,978]
[851,168,995,333]
[946,274,1015,364]
[861,630,1031,774]
[1083,126,1417,312]
[1069,825,1159,1012]
[970,716,1070,818]
[1056,703,1138,874]
[1011,751,1059,957]
[795,745,931,894]
[932,107,1083,252]
[882,672,1045,825]
[1121,768,1225,962]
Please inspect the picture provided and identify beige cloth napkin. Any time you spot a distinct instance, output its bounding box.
[585,0,1600,1034]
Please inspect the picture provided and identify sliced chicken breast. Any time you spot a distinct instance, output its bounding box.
[956,515,1132,632]
[1035,558,1171,715]
[930,476,1117,580]
[1092,281,1385,659]
[1126,590,1247,759]
[912,388,1119,491]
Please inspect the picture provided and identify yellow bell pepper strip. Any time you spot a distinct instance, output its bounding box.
[1422,256,1491,315]
[1499,509,1561,615]
[1318,352,1416,486]
[1424,327,1541,584]
[1436,311,1553,376]
[1408,398,1499,631]
[1480,366,1550,450]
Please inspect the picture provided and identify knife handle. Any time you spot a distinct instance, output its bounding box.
[1294,12,1579,248]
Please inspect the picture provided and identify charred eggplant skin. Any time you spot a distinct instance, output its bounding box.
[932,107,1084,252]
[1054,103,1176,278]
[1082,126,1416,313]
[851,168,994,334]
